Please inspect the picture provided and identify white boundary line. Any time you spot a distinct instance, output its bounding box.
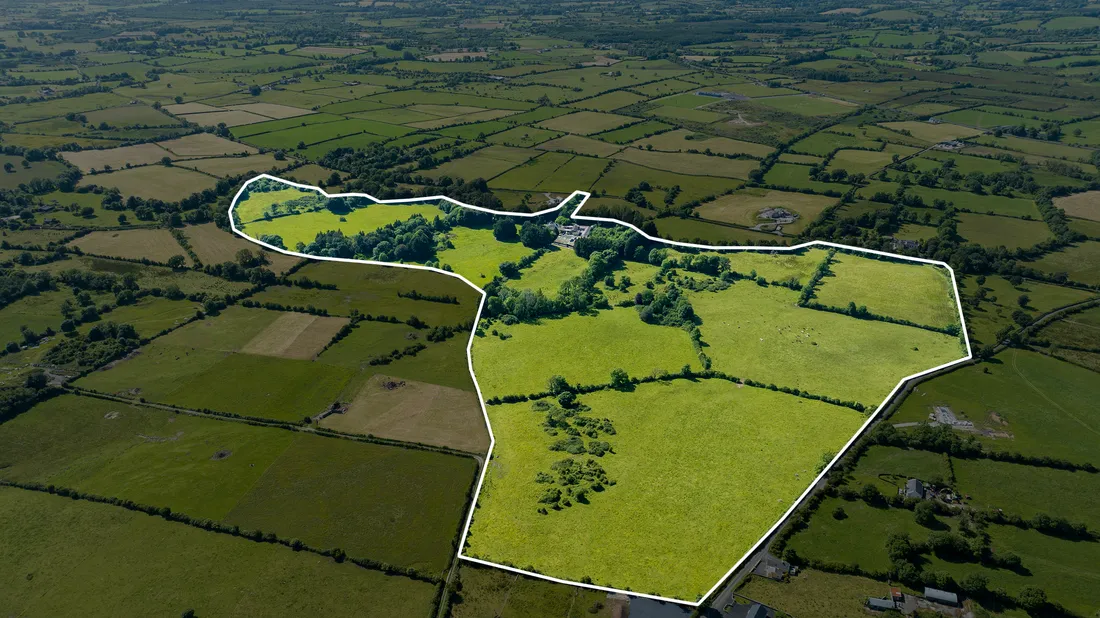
[228,173,972,606]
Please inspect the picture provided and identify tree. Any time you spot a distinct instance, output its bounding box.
[249,85,261,96]
[860,483,883,504]
[1017,587,1047,613]
[492,219,518,242]
[557,391,576,407]
[610,368,630,390]
[1017,293,1029,308]
[914,500,937,527]
[832,506,847,520]
[547,375,569,394]
[959,572,988,596]
[117,213,128,225]
[499,261,520,278]
[167,255,187,269]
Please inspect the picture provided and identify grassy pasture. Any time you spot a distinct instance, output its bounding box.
[790,131,879,156]
[630,128,774,158]
[953,458,1100,531]
[955,213,1053,250]
[690,283,964,408]
[466,379,864,600]
[960,274,1094,347]
[591,160,743,209]
[536,111,637,136]
[158,133,255,157]
[486,126,561,147]
[1028,241,1100,285]
[654,217,780,245]
[176,153,288,178]
[472,307,699,398]
[0,289,110,344]
[233,187,313,223]
[509,248,589,294]
[239,202,447,250]
[612,148,756,179]
[812,254,959,328]
[569,90,648,112]
[437,226,535,283]
[826,149,893,175]
[694,189,834,235]
[893,349,1100,464]
[0,395,473,574]
[450,563,614,618]
[0,488,437,618]
[68,229,191,264]
[755,94,856,116]
[536,134,624,157]
[738,569,906,618]
[594,120,675,144]
[422,145,538,181]
[229,113,345,138]
[488,152,573,190]
[879,121,980,143]
[764,162,849,194]
[182,223,303,274]
[647,105,727,124]
[239,312,349,360]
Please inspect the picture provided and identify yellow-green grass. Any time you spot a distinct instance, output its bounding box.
[845,445,952,496]
[240,202,447,250]
[536,111,637,136]
[764,162,849,194]
[790,130,880,156]
[892,349,1100,464]
[450,562,615,618]
[421,145,538,181]
[0,395,475,574]
[690,284,964,408]
[509,248,588,294]
[465,379,865,601]
[713,248,829,285]
[694,189,834,235]
[612,148,756,179]
[812,254,958,328]
[825,148,895,175]
[77,165,218,201]
[471,307,700,398]
[879,121,980,143]
[68,228,192,264]
[630,128,774,158]
[233,187,313,223]
[0,487,437,618]
[737,569,908,618]
[437,226,535,283]
[1028,241,1100,285]
[955,212,1053,250]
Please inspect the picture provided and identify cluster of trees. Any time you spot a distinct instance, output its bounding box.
[636,283,695,328]
[43,321,139,367]
[397,289,458,304]
[535,457,613,513]
[0,268,53,310]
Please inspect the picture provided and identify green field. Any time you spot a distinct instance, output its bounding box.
[0,487,438,618]
[466,379,864,600]
[813,254,958,328]
[892,349,1100,464]
[1028,241,1100,285]
[240,201,447,250]
[0,395,475,573]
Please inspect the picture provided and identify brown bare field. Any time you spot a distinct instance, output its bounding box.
[177,153,289,178]
[68,229,192,264]
[180,110,270,127]
[322,374,489,453]
[180,222,301,272]
[77,166,218,201]
[225,103,315,119]
[61,143,176,173]
[163,102,220,115]
[240,312,350,360]
[158,133,257,157]
[1055,191,1100,222]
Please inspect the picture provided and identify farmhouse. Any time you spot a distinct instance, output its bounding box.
[751,553,791,581]
[550,222,592,248]
[904,478,926,500]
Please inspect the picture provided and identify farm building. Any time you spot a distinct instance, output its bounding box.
[904,478,926,500]
[551,222,592,248]
[867,597,896,611]
[924,587,959,606]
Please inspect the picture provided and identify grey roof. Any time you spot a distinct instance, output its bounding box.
[746,604,768,618]
[924,587,959,605]
[868,598,896,610]
[628,598,692,618]
[905,478,925,499]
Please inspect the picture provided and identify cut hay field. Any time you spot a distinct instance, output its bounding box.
[465,379,865,600]
[630,129,774,158]
[321,373,489,453]
[690,283,964,408]
[694,189,834,234]
[612,148,756,179]
[812,254,958,328]
[0,487,438,618]
[177,153,288,178]
[61,143,177,173]
[78,166,219,201]
[0,394,475,574]
[239,202,447,250]
[239,312,349,360]
[68,229,191,264]
[879,121,980,143]
[158,133,256,157]
[182,223,301,273]
[536,134,625,157]
[537,111,636,135]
